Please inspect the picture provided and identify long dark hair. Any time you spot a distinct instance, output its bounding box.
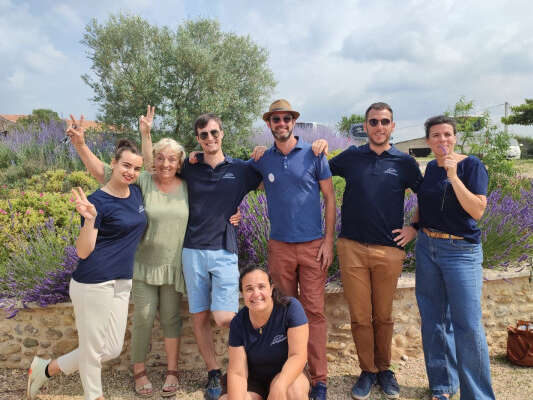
[239,265,289,307]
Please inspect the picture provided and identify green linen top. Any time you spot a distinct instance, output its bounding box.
[104,165,189,293]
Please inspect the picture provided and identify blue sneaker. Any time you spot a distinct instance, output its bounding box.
[377,370,400,399]
[205,369,222,400]
[309,381,327,400]
[351,371,376,400]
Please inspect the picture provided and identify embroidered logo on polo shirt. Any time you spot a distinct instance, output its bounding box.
[222,172,236,179]
[268,173,275,182]
[138,205,145,213]
[384,168,398,176]
[271,334,287,345]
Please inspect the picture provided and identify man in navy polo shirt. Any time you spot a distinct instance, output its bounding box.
[252,99,336,400]
[180,113,262,400]
[328,102,423,399]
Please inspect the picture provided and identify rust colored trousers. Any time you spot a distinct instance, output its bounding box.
[268,238,328,385]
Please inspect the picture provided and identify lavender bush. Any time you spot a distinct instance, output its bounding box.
[0,120,117,176]
[479,186,533,268]
[0,218,78,317]
[252,124,356,151]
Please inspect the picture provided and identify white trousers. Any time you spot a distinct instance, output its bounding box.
[57,278,132,400]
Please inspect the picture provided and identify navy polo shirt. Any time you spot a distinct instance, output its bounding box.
[228,297,308,381]
[251,137,332,242]
[73,186,147,284]
[329,144,423,247]
[418,156,488,243]
[181,155,261,253]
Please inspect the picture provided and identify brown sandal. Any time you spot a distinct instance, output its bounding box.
[161,370,179,397]
[134,369,153,398]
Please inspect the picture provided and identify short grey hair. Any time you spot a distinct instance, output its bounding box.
[152,138,186,174]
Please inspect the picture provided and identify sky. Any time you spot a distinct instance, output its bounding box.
[2,0,533,141]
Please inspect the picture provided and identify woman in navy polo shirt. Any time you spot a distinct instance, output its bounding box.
[414,115,495,400]
[27,138,147,400]
[223,265,309,400]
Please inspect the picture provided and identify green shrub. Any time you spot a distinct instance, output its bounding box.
[23,170,99,193]
[0,144,17,168]
[0,190,80,263]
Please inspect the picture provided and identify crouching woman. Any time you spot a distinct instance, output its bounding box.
[222,265,309,400]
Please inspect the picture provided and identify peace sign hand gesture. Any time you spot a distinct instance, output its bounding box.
[139,105,155,138]
[71,187,97,220]
[66,114,86,148]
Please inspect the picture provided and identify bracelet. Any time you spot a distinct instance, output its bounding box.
[410,222,419,231]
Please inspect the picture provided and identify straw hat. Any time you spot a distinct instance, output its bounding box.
[262,99,300,122]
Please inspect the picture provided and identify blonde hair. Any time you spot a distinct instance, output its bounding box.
[152,138,186,174]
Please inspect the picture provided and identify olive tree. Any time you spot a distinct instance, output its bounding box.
[82,15,276,154]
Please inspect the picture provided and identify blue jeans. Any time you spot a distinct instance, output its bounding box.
[415,231,495,400]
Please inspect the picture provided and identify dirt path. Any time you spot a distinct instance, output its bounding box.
[2,355,530,399]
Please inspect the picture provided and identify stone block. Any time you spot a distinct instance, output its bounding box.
[24,324,39,335]
[63,327,77,338]
[326,341,346,350]
[52,339,77,355]
[0,343,21,355]
[23,338,39,348]
[337,323,351,331]
[405,326,419,338]
[393,335,408,348]
[40,317,60,328]
[46,328,63,340]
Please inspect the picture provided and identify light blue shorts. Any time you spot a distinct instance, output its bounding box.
[182,248,239,313]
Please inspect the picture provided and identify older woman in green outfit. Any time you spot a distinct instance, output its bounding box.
[67,107,239,397]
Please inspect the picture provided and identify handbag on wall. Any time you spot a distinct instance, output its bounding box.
[507,320,533,367]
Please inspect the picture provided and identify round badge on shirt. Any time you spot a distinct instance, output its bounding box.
[268,173,275,182]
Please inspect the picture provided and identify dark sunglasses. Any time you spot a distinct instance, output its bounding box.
[197,129,220,140]
[271,115,293,124]
[368,118,391,127]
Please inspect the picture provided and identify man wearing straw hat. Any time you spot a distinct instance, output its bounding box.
[251,99,336,400]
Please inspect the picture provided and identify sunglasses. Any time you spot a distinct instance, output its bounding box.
[270,115,293,124]
[197,129,220,140]
[368,118,391,127]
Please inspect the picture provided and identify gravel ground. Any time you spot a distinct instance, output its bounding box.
[2,355,531,399]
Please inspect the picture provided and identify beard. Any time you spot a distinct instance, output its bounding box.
[368,132,390,147]
[271,127,294,143]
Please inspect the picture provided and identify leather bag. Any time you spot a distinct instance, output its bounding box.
[507,320,533,367]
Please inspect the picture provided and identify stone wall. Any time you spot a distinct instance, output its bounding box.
[1,270,531,371]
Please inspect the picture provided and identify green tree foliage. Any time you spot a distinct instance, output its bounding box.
[446,97,516,191]
[501,98,533,125]
[336,114,365,136]
[81,14,276,154]
[17,109,62,128]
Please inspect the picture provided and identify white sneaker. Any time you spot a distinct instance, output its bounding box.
[27,356,51,399]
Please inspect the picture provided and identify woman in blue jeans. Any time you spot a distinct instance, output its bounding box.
[413,115,495,400]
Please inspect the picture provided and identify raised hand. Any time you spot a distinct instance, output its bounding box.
[71,187,97,220]
[443,155,459,179]
[66,114,86,147]
[139,105,155,137]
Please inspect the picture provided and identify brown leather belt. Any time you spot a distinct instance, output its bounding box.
[422,228,464,240]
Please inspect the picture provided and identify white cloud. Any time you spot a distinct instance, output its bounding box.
[7,70,26,90]
[1,0,533,137]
